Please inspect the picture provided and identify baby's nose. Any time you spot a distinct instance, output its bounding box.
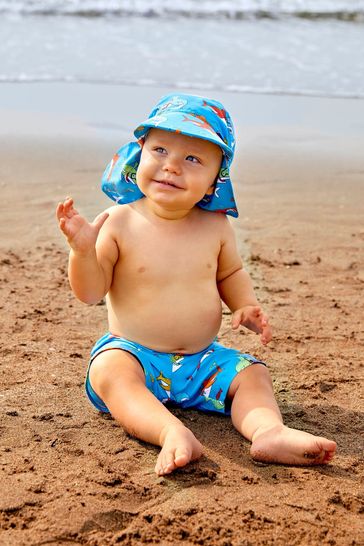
[163,156,181,175]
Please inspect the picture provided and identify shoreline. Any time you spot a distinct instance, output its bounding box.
[2,81,364,135]
[2,79,364,101]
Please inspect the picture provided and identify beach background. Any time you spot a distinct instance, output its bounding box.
[1,1,363,545]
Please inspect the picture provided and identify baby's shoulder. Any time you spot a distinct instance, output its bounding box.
[100,205,135,240]
[105,204,133,223]
[197,209,231,230]
[106,204,127,216]
[189,210,231,247]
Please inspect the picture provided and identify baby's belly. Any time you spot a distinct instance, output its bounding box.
[106,287,223,354]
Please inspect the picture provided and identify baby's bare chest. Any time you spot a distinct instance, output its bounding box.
[115,223,221,282]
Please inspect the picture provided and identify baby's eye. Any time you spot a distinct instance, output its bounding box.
[186,155,200,163]
[154,146,167,154]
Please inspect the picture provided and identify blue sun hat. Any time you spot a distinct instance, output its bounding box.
[102,93,238,217]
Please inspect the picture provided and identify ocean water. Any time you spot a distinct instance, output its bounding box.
[1,0,364,98]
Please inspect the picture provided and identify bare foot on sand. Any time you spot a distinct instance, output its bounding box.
[251,424,337,465]
[155,424,203,476]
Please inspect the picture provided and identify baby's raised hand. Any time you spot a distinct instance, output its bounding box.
[56,197,109,254]
[231,305,272,345]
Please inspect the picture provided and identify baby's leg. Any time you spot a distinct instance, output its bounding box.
[228,365,336,465]
[89,349,202,475]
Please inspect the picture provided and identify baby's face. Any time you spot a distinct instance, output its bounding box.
[136,128,222,213]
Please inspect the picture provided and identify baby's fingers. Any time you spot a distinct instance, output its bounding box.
[56,198,71,218]
[261,313,269,327]
[260,319,272,345]
[56,201,65,221]
[58,197,78,219]
[253,306,263,318]
[58,216,65,231]
[64,197,79,218]
[231,309,244,330]
[57,215,72,237]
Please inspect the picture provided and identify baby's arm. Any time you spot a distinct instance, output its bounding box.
[217,219,272,345]
[56,197,118,304]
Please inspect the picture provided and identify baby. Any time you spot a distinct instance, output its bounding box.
[57,94,336,476]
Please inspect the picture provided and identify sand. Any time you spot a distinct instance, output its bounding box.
[0,85,363,545]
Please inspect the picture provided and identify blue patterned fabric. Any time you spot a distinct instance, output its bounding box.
[102,94,239,217]
[85,334,266,415]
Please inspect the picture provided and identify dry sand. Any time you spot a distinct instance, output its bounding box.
[0,88,363,545]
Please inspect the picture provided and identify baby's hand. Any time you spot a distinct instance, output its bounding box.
[231,305,272,345]
[56,197,109,254]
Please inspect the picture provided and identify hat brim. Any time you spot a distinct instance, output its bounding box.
[134,112,233,157]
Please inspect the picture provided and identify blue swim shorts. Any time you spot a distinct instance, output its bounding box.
[85,333,267,415]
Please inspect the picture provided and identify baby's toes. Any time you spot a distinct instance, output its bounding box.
[155,448,176,476]
[324,450,336,463]
[174,446,192,468]
[307,438,337,464]
[303,450,327,464]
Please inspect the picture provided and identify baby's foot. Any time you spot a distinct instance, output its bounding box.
[250,424,336,465]
[155,424,203,476]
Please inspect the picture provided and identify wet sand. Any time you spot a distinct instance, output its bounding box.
[0,85,363,545]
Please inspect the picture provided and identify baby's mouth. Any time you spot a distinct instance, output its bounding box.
[154,179,181,189]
